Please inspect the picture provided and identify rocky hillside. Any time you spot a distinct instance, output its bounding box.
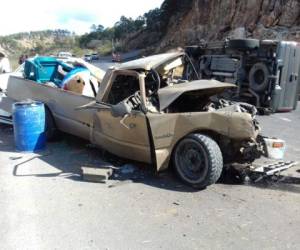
[1,1,299,58]
[155,0,300,51]
[123,0,297,53]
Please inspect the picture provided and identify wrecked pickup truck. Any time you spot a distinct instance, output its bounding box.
[0,52,289,188]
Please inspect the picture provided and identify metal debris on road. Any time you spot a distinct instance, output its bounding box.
[251,161,298,182]
[81,166,113,183]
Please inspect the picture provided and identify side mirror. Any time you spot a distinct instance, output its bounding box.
[111,101,132,117]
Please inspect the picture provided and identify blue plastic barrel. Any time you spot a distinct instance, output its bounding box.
[12,101,46,152]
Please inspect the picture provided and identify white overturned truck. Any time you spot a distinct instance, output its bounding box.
[185,39,300,113]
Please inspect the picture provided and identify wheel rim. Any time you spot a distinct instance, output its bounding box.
[253,69,265,86]
[175,138,209,184]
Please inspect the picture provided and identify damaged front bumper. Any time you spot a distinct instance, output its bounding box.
[250,161,297,182]
[232,136,297,181]
[240,136,286,162]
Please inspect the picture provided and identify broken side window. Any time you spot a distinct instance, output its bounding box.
[106,75,140,105]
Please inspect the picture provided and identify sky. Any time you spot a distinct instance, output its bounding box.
[1,0,164,36]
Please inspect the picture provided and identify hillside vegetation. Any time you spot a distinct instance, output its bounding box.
[0,30,89,69]
[79,0,300,54]
[0,30,79,56]
[78,0,192,53]
[0,0,192,58]
[1,0,299,69]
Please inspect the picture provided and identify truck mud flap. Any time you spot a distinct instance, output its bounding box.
[250,161,298,182]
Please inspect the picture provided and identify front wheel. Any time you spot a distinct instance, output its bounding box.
[172,134,223,189]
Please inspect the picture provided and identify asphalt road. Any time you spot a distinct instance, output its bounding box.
[93,61,116,71]
[0,106,300,250]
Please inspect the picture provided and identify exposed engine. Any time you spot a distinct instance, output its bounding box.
[206,98,258,117]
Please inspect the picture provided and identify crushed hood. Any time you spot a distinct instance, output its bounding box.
[117,52,184,71]
[158,80,235,111]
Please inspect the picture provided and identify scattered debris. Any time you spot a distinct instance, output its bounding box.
[250,161,298,183]
[107,180,133,188]
[13,151,52,176]
[9,156,23,160]
[81,166,113,183]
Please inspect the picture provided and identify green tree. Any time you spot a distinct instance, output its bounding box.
[144,8,162,31]
[97,24,104,32]
[90,24,97,32]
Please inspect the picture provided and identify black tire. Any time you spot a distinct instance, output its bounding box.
[257,107,272,116]
[45,107,58,141]
[228,39,259,50]
[172,133,223,189]
[249,62,270,92]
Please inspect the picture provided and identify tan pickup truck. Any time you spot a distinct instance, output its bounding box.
[0,52,287,188]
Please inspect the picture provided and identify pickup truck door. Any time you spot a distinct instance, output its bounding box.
[91,71,152,163]
[92,108,152,163]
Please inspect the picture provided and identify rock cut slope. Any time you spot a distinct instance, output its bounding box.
[155,0,300,51]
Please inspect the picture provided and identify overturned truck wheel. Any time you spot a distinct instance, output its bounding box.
[172,133,223,189]
[249,62,270,93]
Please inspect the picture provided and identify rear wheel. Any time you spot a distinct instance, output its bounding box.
[172,133,223,189]
[45,107,58,141]
[249,62,270,93]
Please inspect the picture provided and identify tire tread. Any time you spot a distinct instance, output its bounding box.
[173,133,223,189]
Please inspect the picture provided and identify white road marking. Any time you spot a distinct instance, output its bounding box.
[279,117,292,122]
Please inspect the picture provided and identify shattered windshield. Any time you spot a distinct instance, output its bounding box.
[154,54,198,87]
[143,54,199,104]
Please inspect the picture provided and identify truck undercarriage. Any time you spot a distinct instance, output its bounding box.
[185,39,300,113]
